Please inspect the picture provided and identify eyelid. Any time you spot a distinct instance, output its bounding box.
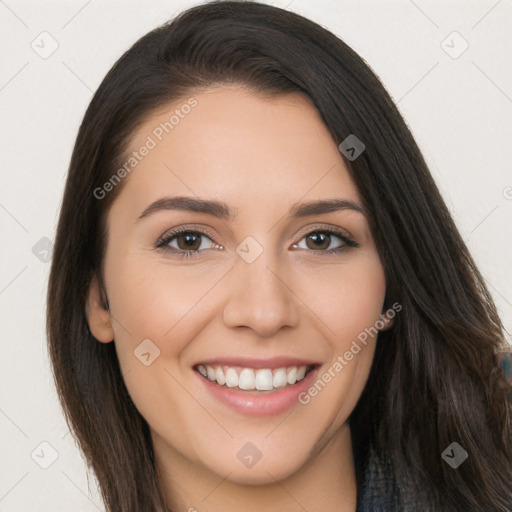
[293,222,355,242]
[156,224,220,247]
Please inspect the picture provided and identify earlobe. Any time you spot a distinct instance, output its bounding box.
[86,275,114,343]
[378,310,395,331]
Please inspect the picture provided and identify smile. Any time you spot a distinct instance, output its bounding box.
[192,357,321,417]
[194,363,314,392]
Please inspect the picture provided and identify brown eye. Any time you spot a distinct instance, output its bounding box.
[176,233,202,251]
[293,228,358,254]
[156,229,222,258]
[305,232,332,250]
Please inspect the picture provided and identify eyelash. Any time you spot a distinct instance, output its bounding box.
[155,226,359,259]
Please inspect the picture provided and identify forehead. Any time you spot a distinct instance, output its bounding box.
[114,86,360,218]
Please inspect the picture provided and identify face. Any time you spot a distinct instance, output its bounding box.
[87,86,391,486]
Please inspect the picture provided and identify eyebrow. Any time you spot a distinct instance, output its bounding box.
[136,195,365,222]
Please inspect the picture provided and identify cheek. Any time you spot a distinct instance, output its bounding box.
[293,258,385,428]
[103,256,211,429]
[104,255,227,364]
[297,255,387,346]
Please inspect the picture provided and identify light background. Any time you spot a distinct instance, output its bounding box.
[1,0,511,510]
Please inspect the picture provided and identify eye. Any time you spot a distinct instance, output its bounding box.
[156,228,223,258]
[293,228,358,254]
[155,226,358,259]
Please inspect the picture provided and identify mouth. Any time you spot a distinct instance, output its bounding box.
[193,362,319,393]
[192,357,321,417]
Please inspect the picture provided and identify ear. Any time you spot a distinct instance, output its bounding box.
[377,308,395,332]
[86,274,114,343]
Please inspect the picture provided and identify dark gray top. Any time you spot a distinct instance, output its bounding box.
[354,441,403,512]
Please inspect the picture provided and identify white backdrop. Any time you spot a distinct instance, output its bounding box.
[1,0,511,510]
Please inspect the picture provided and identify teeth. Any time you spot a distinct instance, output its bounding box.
[296,365,306,381]
[206,365,216,381]
[225,368,239,388]
[272,368,287,388]
[255,369,273,390]
[215,366,226,386]
[239,368,256,390]
[287,367,297,385]
[196,364,311,391]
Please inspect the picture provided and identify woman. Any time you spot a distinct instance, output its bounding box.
[46,1,512,511]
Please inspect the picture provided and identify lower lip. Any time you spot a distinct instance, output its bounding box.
[194,367,319,417]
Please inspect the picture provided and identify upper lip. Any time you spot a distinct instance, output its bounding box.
[193,356,321,370]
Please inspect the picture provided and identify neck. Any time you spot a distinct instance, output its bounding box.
[154,424,357,512]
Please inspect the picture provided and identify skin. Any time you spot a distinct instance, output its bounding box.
[87,86,393,512]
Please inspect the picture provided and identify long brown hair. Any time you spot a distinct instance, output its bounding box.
[46,1,512,510]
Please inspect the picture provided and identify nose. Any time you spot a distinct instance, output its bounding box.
[222,247,300,337]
